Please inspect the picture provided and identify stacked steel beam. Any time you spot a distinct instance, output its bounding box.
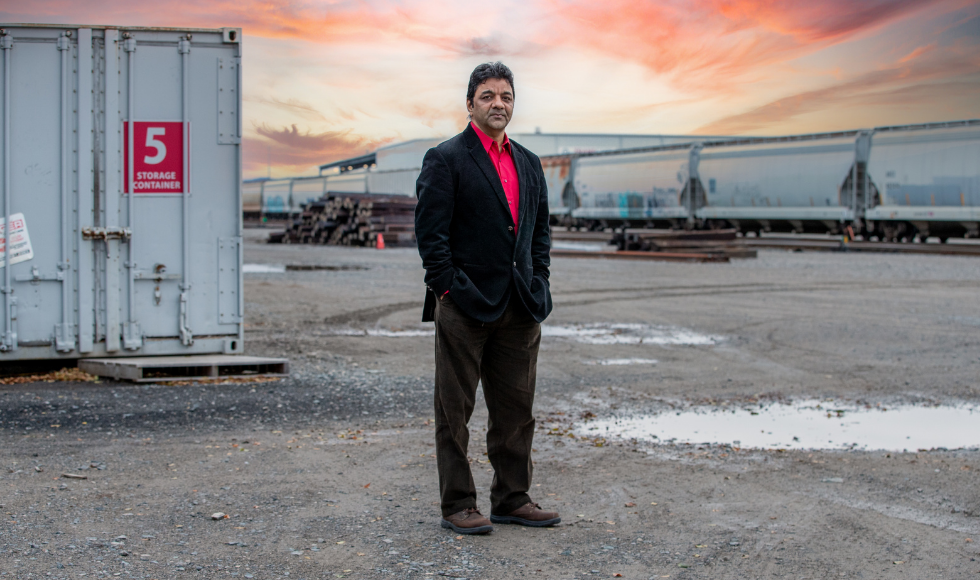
[268,194,417,246]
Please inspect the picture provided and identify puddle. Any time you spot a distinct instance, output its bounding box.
[243,263,286,274]
[578,400,980,451]
[584,358,658,366]
[325,328,435,338]
[244,264,369,274]
[285,264,369,271]
[542,323,722,345]
[552,241,607,252]
[317,323,719,345]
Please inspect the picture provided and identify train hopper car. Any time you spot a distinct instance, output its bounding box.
[865,121,980,241]
[570,145,695,229]
[696,133,866,235]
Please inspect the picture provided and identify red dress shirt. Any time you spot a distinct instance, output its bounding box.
[471,121,520,228]
[442,122,520,298]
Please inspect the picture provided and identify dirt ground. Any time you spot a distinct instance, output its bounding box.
[2,227,979,580]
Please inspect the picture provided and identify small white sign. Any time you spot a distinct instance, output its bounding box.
[0,212,34,268]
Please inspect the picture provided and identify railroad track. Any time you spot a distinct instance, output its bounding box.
[739,236,980,256]
[550,229,980,258]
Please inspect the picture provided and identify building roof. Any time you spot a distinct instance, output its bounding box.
[318,153,376,174]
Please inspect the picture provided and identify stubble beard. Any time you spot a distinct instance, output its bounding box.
[485,111,510,131]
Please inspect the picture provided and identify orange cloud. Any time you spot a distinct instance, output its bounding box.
[695,39,980,133]
[542,0,953,89]
[243,124,393,177]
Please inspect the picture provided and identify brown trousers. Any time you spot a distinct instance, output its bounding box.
[433,293,541,517]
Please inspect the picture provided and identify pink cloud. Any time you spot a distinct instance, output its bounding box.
[540,0,955,90]
[695,39,980,133]
[244,124,393,177]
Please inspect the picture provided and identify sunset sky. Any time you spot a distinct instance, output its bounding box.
[5,0,980,178]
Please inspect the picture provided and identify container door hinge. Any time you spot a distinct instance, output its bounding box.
[1,295,17,352]
[179,291,194,346]
[122,322,142,350]
[15,266,64,284]
[54,323,75,353]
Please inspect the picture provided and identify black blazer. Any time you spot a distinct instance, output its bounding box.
[415,124,552,323]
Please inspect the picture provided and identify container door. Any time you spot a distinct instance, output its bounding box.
[0,29,79,354]
[100,29,242,352]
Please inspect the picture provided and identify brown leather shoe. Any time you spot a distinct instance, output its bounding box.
[441,508,493,535]
[490,502,561,527]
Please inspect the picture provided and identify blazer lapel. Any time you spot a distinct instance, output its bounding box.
[512,145,530,229]
[465,127,513,222]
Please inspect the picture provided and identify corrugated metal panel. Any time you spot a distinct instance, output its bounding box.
[367,169,419,196]
[374,138,440,171]
[697,137,857,216]
[326,169,368,194]
[572,148,692,220]
[0,24,242,361]
[867,124,980,210]
[369,133,740,172]
[515,133,734,156]
[289,176,326,212]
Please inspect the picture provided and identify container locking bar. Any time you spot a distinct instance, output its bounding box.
[1,30,15,352]
[56,30,75,353]
[82,226,132,241]
[122,33,141,351]
[179,35,194,347]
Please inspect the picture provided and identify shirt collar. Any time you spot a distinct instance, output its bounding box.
[471,121,510,154]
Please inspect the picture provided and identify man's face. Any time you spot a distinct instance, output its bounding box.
[467,78,514,135]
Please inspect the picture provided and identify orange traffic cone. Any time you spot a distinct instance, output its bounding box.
[376,233,385,249]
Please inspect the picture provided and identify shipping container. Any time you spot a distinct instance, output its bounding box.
[0,24,243,361]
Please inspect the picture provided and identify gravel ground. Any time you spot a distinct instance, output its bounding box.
[1,228,978,579]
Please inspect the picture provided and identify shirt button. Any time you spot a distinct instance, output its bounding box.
[513,262,517,267]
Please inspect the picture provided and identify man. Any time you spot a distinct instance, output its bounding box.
[415,62,557,535]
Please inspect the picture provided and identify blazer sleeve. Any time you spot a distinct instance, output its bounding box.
[415,148,456,295]
[530,155,551,280]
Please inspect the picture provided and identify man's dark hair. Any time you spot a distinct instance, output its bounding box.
[466,62,514,105]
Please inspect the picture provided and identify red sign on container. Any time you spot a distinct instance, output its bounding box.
[123,121,186,193]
